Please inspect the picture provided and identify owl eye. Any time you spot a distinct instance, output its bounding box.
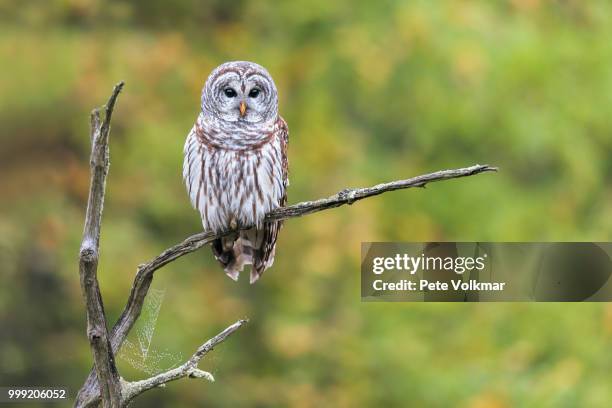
[224,88,237,98]
[248,88,260,98]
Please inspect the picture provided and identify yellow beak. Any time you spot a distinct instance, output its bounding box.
[239,101,247,117]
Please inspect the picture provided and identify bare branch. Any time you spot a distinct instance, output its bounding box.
[121,320,247,405]
[78,81,125,408]
[76,162,496,407]
[266,164,498,221]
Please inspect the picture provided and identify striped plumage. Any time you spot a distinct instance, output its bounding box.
[183,61,288,283]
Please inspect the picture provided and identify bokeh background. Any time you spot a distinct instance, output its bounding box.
[1,1,611,406]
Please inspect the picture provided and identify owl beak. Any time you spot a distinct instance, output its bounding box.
[239,101,247,117]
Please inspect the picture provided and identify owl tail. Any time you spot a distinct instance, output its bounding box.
[211,228,273,284]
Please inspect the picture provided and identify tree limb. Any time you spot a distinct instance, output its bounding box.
[266,164,498,221]
[78,81,124,408]
[121,319,247,405]
[75,81,498,408]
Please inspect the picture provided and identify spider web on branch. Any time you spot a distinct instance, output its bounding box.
[118,288,183,375]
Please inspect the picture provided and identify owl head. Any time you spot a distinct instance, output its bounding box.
[201,61,278,124]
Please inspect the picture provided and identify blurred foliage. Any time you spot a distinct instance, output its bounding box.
[0,0,611,407]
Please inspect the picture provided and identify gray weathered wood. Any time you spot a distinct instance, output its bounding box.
[78,82,124,408]
[121,320,247,405]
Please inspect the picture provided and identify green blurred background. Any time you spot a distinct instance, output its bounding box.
[1,0,611,407]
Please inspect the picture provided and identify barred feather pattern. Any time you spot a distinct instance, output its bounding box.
[183,94,288,283]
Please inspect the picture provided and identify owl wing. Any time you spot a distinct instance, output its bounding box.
[183,126,201,212]
[183,124,213,224]
[278,115,289,205]
[249,116,289,283]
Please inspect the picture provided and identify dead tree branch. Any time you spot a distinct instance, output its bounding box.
[121,319,247,405]
[78,82,124,408]
[75,82,497,407]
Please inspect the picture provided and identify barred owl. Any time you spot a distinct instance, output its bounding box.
[183,61,288,283]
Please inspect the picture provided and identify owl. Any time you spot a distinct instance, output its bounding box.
[183,61,288,283]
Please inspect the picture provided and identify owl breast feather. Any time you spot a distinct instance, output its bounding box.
[183,123,286,233]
